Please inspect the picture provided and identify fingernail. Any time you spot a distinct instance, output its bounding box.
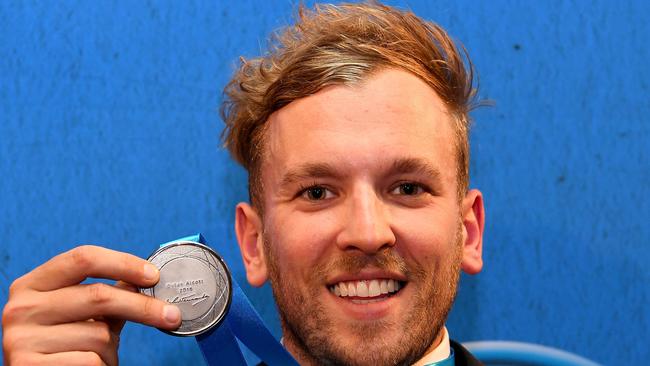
[143,263,158,281]
[163,305,181,323]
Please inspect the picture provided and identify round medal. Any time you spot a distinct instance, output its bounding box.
[140,241,232,336]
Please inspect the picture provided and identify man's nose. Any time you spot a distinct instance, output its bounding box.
[335,185,396,254]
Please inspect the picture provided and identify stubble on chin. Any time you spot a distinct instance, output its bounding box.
[263,232,463,366]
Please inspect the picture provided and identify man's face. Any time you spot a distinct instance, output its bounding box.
[236,68,483,365]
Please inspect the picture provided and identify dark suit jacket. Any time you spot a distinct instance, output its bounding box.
[257,339,484,365]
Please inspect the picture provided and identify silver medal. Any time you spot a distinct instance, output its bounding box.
[140,241,232,336]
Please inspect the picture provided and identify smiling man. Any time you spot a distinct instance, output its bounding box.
[2,2,484,366]
[224,3,485,365]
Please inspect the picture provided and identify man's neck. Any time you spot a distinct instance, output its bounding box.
[412,326,450,366]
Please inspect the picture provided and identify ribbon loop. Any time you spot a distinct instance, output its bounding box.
[164,234,298,366]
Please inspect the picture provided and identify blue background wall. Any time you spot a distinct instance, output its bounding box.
[1,1,648,365]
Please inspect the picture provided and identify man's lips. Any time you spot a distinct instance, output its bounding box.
[326,270,408,303]
[325,278,407,320]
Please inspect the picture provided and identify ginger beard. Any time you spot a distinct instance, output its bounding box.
[263,222,464,366]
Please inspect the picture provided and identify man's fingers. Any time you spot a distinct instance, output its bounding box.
[13,321,118,366]
[3,247,155,366]
[106,280,136,334]
[30,283,181,329]
[19,245,159,292]
[37,351,109,366]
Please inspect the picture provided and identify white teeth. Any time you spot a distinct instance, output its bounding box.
[380,280,388,294]
[357,281,369,297]
[368,280,380,297]
[340,282,348,296]
[329,279,403,299]
[347,282,356,296]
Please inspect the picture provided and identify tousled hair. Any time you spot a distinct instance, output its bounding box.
[221,1,478,210]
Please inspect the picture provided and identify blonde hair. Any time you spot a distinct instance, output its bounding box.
[222,1,477,208]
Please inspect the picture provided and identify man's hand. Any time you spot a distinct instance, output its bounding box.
[2,245,182,365]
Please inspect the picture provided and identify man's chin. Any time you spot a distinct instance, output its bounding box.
[304,286,431,365]
[297,323,429,366]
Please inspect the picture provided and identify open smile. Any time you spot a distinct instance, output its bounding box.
[324,270,409,320]
[328,279,406,304]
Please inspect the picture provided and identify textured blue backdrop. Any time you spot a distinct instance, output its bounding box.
[1,1,648,365]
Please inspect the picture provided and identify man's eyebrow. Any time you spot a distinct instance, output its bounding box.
[279,158,442,186]
[280,162,343,186]
[389,158,443,181]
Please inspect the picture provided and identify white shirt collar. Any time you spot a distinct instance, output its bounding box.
[412,326,450,366]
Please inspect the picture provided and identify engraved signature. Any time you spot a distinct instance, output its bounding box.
[168,292,210,306]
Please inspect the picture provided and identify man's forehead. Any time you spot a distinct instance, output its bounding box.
[262,70,457,170]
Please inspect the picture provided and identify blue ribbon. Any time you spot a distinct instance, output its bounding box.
[161,234,298,366]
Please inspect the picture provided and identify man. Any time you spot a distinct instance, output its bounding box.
[2,2,485,365]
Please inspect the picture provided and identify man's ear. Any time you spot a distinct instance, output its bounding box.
[235,202,268,287]
[460,189,485,275]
